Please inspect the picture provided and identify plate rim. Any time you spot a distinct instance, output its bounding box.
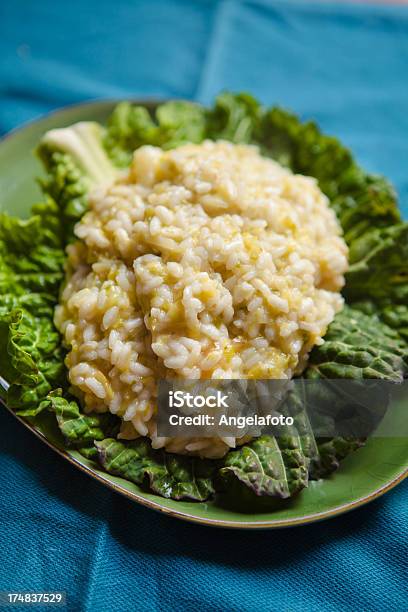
[1,98,407,529]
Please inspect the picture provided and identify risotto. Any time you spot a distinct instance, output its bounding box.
[54,140,348,458]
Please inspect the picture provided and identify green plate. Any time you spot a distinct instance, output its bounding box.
[1,100,407,528]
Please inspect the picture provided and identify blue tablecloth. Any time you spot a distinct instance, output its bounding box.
[1,1,407,610]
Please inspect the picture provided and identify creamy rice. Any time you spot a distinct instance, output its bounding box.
[55,141,348,458]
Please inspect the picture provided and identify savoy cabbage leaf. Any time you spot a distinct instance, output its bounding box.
[344,222,408,305]
[304,305,407,478]
[37,122,120,238]
[306,305,407,381]
[206,92,261,143]
[0,198,66,411]
[104,100,207,167]
[380,304,408,344]
[96,438,216,501]
[18,391,120,447]
[217,435,309,499]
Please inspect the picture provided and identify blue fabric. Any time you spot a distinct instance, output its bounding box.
[1,1,407,610]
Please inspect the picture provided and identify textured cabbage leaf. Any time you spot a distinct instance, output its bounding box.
[104,100,207,167]
[104,102,160,167]
[19,391,120,447]
[1,309,65,410]
[38,151,90,233]
[306,306,407,381]
[38,122,120,238]
[285,389,366,482]
[380,304,408,343]
[95,438,216,501]
[305,306,407,477]
[344,223,408,305]
[308,437,365,480]
[0,200,66,411]
[156,101,207,149]
[218,435,308,499]
[206,92,261,143]
[0,201,64,297]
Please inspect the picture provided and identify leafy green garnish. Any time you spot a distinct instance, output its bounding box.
[156,101,207,149]
[206,92,261,143]
[380,304,408,343]
[305,306,407,478]
[18,391,120,446]
[96,438,216,501]
[38,151,90,232]
[39,122,118,186]
[103,102,159,167]
[307,306,407,381]
[37,122,120,239]
[309,437,365,480]
[0,200,64,296]
[345,223,408,304]
[0,197,66,412]
[218,435,308,499]
[104,100,207,167]
[1,309,65,411]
